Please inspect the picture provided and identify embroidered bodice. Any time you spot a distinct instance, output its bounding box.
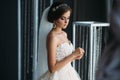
[56,41,74,61]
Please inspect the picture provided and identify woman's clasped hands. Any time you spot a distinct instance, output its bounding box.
[72,47,85,60]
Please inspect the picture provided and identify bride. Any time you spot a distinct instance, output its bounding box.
[37,1,84,80]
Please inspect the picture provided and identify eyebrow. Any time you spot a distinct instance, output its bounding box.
[61,16,70,18]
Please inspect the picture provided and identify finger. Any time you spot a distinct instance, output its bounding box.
[81,48,85,53]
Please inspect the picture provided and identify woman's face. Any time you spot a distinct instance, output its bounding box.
[55,10,71,29]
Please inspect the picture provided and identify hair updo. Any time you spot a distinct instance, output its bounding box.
[47,1,72,23]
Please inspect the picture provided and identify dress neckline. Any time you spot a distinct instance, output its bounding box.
[57,40,71,48]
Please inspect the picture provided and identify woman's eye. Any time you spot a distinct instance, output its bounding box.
[60,17,70,20]
[61,17,65,20]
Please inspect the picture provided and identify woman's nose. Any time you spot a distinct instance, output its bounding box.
[65,19,67,23]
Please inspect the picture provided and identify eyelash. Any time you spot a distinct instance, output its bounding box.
[61,17,70,20]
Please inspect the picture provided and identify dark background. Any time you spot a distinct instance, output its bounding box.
[1,0,18,80]
[1,0,107,80]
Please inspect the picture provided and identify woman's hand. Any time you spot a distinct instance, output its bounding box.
[72,47,85,60]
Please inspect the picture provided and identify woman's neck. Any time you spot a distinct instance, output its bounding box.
[53,27,62,33]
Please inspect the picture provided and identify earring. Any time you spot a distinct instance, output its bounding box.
[53,22,56,28]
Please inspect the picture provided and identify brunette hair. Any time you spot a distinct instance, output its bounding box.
[47,1,72,23]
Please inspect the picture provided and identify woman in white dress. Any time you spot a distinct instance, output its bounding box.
[38,1,84,80]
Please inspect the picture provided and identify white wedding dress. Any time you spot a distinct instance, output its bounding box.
[39,41,81,80]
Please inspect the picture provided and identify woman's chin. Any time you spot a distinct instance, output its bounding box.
[63,26,67,29]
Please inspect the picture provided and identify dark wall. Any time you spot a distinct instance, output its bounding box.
[74,0,107,22]
[1,0,18,80]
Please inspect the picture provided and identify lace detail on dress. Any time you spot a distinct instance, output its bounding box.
[56,42,74,61]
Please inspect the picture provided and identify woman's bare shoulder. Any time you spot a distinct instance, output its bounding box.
[47,30,58,42]
[48,30,56,38]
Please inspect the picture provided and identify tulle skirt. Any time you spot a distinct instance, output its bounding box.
[39,63,81,80]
